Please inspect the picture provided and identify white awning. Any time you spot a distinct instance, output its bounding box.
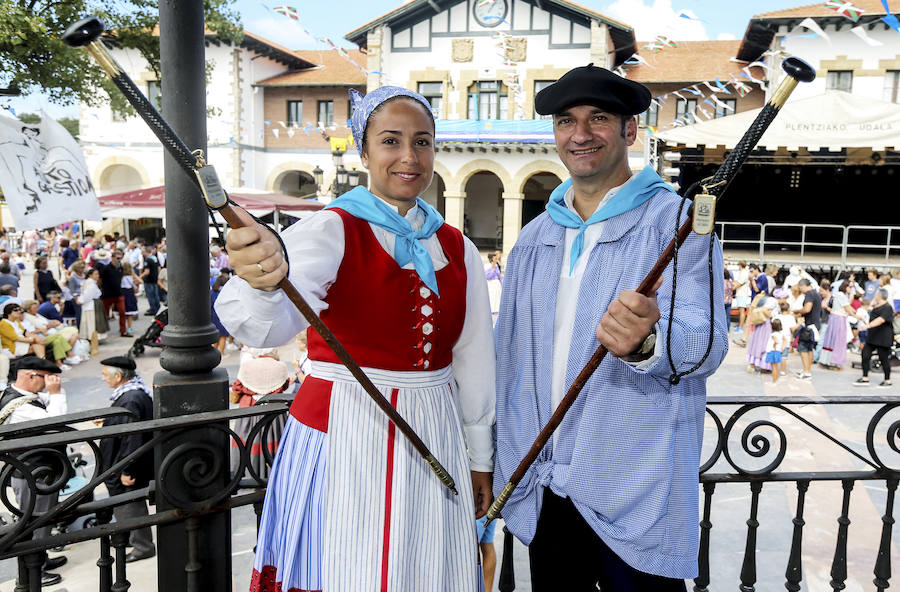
[657,92,900,152]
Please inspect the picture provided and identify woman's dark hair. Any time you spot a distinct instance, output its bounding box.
[724,268,731,280]
[86,268,99,279]
[212,275,229,291]
[2,303,21,319]
[35,256,46,269]
[59,238,69,248]
[361,96,435,154]
[771,318,783,333]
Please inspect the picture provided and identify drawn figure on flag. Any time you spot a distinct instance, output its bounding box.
[0,114,101,229]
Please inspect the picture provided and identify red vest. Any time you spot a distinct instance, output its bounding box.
[291,208,468,431]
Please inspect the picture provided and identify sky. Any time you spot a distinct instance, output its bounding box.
[4,0,831,118]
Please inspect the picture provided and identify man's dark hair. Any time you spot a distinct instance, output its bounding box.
[46,291,61,300]
[0,285,15,296]
[0,264,10,275]
[798,278,811,287]
[749,263,759,271]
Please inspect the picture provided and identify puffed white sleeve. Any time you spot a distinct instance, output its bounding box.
[214,210,345,347]
[451,237,496,473]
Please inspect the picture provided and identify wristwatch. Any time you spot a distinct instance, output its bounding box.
[622,328,657,363]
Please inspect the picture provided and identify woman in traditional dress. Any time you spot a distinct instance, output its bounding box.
[120,261,141,336]
[78,268,107,342]
[820,279,860,368]
[215,86,495,592]
[746,293,779,372]
[229,354,290,481]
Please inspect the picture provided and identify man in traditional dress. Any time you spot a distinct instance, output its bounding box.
[494,64,728,590]
[98,356,156,562]
[0,357,69,587]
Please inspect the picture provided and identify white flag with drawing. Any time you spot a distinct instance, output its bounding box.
[0,111,102,229]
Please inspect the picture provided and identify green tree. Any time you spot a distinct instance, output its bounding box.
[0,1,242,117]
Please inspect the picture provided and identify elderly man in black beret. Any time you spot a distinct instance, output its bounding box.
[98,356,156,562]
[0,357,69,587]
[494,64,727,590]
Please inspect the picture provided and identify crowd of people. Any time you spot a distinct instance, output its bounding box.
[0,228,172,379]
[727,262,898,385]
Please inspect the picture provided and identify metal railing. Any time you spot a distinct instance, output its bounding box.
[715,222,900,267]
[3,394,900,591]
[695,395,900,592]
[0,395,290,592]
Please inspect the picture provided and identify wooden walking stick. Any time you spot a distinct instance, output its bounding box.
[63,17,458,495]
[487,57,817,522]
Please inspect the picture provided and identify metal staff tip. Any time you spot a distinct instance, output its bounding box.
[62,17,122,79]
[425,455,458,495]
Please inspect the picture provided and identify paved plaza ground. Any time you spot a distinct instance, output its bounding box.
[0,284,897,591]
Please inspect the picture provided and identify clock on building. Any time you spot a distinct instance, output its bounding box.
[473,0,508,27]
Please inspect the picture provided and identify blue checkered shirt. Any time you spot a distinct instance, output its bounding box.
[494,188,728,578]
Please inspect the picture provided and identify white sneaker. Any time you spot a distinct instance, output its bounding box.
[59,364,71,371]
[225,342,239,352]
[64,357,81,365]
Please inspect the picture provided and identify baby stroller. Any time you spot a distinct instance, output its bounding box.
[128,307,168,358]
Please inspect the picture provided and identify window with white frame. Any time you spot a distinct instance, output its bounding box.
[884,71,900,103]
[317,100,334,127]
[675,98,697,121]
[534,80,553,120]
[826,70,853,92]
[638,102,659,127]
[714,98,736,118]
[468,81,507,120]
[287,100,302,126]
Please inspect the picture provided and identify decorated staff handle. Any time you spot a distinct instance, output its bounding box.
[486,56,815,523]
[63,17,459,496]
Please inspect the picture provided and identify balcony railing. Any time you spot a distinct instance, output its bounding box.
[2,394,900,591]
[0,394,290,592]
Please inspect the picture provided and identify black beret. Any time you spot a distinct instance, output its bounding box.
[535,63,651,116]
[15,356,62,374]
[100,356,136,371]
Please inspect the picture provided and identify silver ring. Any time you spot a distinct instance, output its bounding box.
[256,263,265,274]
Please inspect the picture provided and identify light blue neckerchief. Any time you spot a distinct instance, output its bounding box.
[545,166,672,274]
[327,186,445,296]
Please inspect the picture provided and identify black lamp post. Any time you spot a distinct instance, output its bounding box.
[155,1,230,589]
[335,166,349,196]
[313,165,324,194]
[348,168,360,189]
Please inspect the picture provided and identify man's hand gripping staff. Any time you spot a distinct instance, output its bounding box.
[486,57,816,524]
[62,16,459,496]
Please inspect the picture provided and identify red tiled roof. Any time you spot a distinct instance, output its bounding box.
[754,0,888,19]
[624,41,764,84]
[256,50,368,86]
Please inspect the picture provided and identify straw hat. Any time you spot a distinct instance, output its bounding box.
[93,249,111,260]
[237,357,290,395]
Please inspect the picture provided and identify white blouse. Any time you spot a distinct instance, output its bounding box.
[215,203,496,472]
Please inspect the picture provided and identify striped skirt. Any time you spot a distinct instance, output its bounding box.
[250,363,479,592]
[820,314,849,367]
[747,320,773,370]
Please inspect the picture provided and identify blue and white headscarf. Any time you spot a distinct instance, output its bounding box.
[349,86,434,155]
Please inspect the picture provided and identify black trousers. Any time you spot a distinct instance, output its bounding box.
[529,490,687,592]
[862,343,892,379]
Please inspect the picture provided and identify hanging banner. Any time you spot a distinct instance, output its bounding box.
[0,112,101,229]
